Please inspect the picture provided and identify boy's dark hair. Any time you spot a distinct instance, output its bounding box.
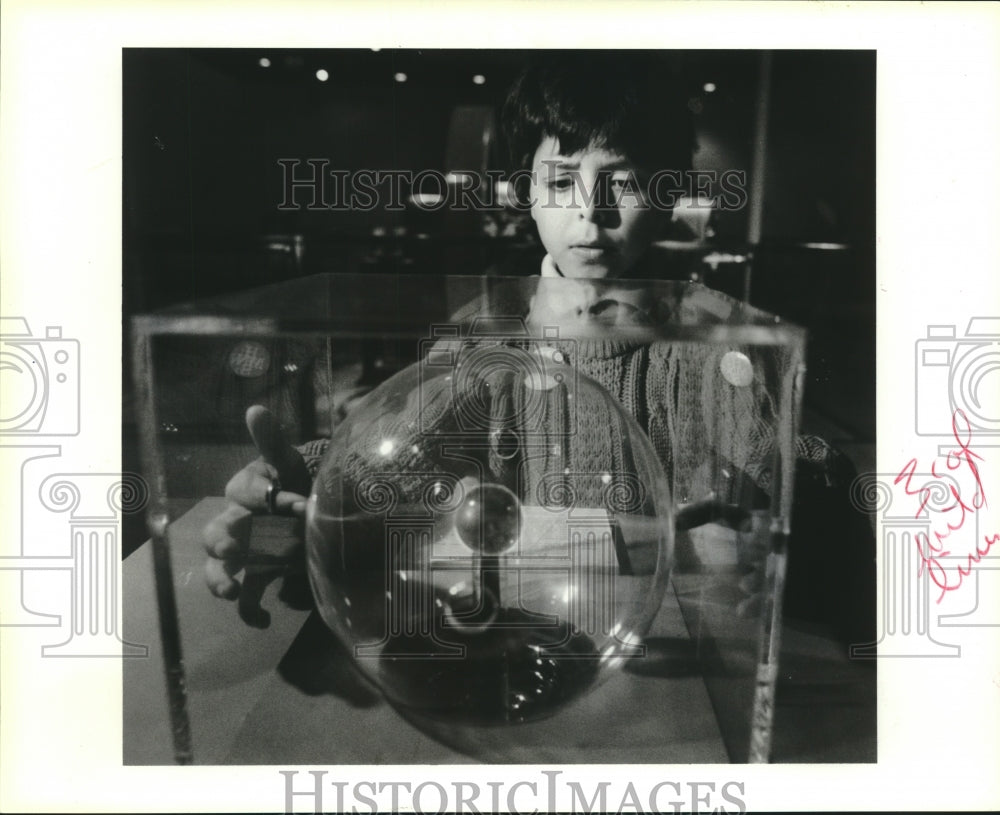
[501,52,694,176]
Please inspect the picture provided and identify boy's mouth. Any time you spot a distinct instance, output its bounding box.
[569,243,615,261]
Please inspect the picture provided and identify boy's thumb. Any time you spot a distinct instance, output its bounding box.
[246,405,291,462]
[245,406,310,496]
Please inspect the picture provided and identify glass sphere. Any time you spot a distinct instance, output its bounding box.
[306,340,674,757]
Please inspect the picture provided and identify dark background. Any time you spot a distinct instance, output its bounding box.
[123,48,875,553]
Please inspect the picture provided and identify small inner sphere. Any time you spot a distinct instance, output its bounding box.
[454,483,522,554]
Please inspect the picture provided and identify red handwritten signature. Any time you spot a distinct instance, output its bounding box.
[895,409,998,603]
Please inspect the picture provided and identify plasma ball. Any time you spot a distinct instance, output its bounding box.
[454,483,521,554]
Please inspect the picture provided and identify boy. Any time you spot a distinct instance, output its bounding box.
[203,53,875,647]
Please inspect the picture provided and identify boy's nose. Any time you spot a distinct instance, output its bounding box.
[578,180,619,225]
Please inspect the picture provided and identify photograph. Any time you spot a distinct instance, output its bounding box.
[122,47,876,768]
[2,2,998,813]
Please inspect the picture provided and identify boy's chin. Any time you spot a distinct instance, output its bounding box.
[555,261,619,280]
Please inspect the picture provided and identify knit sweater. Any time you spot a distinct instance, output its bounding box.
[302,275,875,644]
[306,280,816,527]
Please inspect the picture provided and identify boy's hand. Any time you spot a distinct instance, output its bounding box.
[202,406,311,601]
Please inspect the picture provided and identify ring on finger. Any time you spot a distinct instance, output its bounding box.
[265,477,282,515]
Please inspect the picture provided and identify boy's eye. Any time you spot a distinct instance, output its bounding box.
[546,176,574,190]
[610,174,641,192]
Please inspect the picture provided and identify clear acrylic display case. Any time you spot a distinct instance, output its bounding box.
[127,272,806,765]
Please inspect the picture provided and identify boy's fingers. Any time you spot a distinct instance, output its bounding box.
[272,490,308,517]
[202,504,253,558]
[224,463,271,507]
[224,460,308,515]
[205,556,242,600]
[245,405,311,496]
[203,504,255,600]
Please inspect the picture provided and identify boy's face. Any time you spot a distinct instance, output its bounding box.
[529,136,663,279]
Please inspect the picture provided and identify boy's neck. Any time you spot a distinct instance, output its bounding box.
[541,247,686,283]
[529,255,656,335]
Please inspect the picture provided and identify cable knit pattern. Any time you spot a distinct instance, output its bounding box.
[314,327,802,519]
[306,275,815,516]
[299,438,331,479]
